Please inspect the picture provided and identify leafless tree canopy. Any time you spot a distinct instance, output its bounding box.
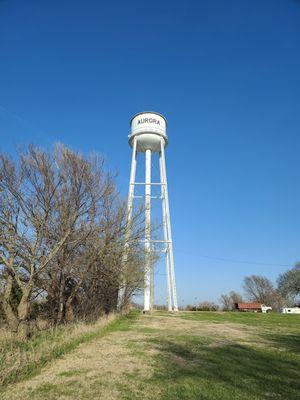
[243,275,287,311]
[277,263,300,302]
[219,291,243,311]
[0,144,144,338]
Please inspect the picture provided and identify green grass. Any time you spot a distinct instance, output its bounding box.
[157,310,300,327]
[186,310,299,325]
[33,381,84,397]
[1,311,299,400]
[58,368,88,377]
[119,311,300,400]
[145,336,299,399]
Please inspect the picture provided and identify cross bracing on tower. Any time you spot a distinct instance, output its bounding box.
[119,112,178,312]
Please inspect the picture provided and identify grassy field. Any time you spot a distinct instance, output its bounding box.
[1,311,299,399]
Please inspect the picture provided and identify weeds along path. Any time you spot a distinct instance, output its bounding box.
[1,311,299,400]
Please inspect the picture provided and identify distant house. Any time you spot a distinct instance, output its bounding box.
[235,303,264,312]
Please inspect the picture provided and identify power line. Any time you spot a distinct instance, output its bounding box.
[176,251,294,267]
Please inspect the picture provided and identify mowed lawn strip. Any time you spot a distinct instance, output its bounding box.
[1,311,299,400]
[0,311,138,390]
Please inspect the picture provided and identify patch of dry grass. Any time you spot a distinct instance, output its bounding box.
[0,314,117,389]
[0,326,14,343]
[2,331,153,400]
[137,314,259,344]
[1,313,157,400]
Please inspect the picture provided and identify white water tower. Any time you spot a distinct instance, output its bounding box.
[125,111,178,311]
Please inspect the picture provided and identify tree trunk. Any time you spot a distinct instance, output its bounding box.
[2,275,18,332]
[16,286,32,339]
[65,298,74,323]
[57,270,65,324]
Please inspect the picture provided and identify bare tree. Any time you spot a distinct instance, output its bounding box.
[219,291,243,311]
[219,294,231,311]
[243,275,274,304]
[36,144,117,323]
[0,147,80,336]
[277,263,300,303]
[243,274,286,311]
[0,144,144,336]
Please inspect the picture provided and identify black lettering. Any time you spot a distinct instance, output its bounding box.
[137,117,161,125]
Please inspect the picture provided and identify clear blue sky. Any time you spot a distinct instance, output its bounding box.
[1,0,300,305]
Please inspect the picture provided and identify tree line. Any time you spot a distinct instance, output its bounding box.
[220,266,300,311]
[0,144,144,338]
[183,265,300,312]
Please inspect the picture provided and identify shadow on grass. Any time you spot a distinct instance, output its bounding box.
[263,333,300,354]
[146,335,300,400]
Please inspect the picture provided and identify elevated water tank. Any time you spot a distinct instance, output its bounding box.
[129,111,168,152]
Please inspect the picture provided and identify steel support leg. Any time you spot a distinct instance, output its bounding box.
[160,140,178,311]
[159,152,173,311]
[144,149,152,311]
